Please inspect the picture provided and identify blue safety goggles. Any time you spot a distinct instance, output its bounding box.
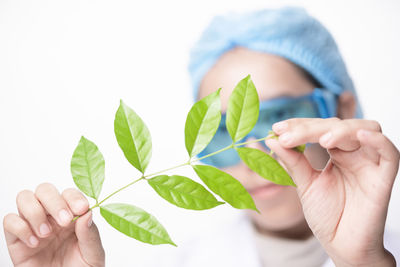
[198,88,338,168]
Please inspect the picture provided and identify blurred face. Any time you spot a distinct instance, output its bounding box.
[198,47,330,237]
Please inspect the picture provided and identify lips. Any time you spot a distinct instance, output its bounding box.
[247,183,285,198]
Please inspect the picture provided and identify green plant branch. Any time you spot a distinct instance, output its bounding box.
[98,176,145,206]
[68,76,301,246]
[144,161,191,178]
[71,134,274,222]
[234,135,272,147]
[72,176,145,222]
[193,144,234,163]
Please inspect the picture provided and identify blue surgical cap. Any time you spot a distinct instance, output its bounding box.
[188,7,363,118]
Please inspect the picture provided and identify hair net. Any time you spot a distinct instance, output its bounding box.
[188,7,363,118]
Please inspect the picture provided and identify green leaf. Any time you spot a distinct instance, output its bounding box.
[100,203,176,246]
[70,136,105,200]
[114,100,152,173]
[185,88,222,158]
[226,75,259,142]
[192,165,258,211]
[236,147,296,186]
[148,175,224,210]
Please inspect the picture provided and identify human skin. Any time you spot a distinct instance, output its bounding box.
[3,185,105,266]
[3,47,399,266]
[199,47,399,266]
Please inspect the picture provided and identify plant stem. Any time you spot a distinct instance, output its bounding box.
[192,135,272,164]
[144,161,191,179]
[72,176,144,222]
[192,144,234,163]
[98,176,145,206]
[71,134,274,222]
[234,135,271,147]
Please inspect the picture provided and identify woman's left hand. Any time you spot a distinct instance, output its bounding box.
[266,118,399,267]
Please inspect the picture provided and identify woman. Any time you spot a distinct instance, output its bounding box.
[4,7,399,267]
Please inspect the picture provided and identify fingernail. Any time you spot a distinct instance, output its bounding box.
[87,212,93,228]
[29,235,39,247]
[39,223,51,236]
[279,132,292,144]
[320,132,332,146]
[272,121,288,133]
[58,209,72,225]
[358,129,371,138]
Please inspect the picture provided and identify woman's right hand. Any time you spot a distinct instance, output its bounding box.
[3,183,105,267]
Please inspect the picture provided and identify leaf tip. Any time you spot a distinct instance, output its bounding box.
[294,144,306,153]
[283,178,297,187]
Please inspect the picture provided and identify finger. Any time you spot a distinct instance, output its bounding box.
[357,130,400,178]
[35,183,74,227]
[75,211,105,267]
[16,190,52,238]
[62,188,90,216]
[272,118,382,149]
[266,138,316,192]
[318,120,382,151]
[3,213,39,248]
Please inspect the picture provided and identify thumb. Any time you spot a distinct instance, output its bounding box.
[266,138,316,192]
[75,211,105,267]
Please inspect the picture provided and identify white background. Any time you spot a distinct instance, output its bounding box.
[1,0,399,266]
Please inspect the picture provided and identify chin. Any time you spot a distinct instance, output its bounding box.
[245,187,307,232]
[250,210,306,232]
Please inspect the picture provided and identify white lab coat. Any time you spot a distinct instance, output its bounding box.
[153,213,400,267]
